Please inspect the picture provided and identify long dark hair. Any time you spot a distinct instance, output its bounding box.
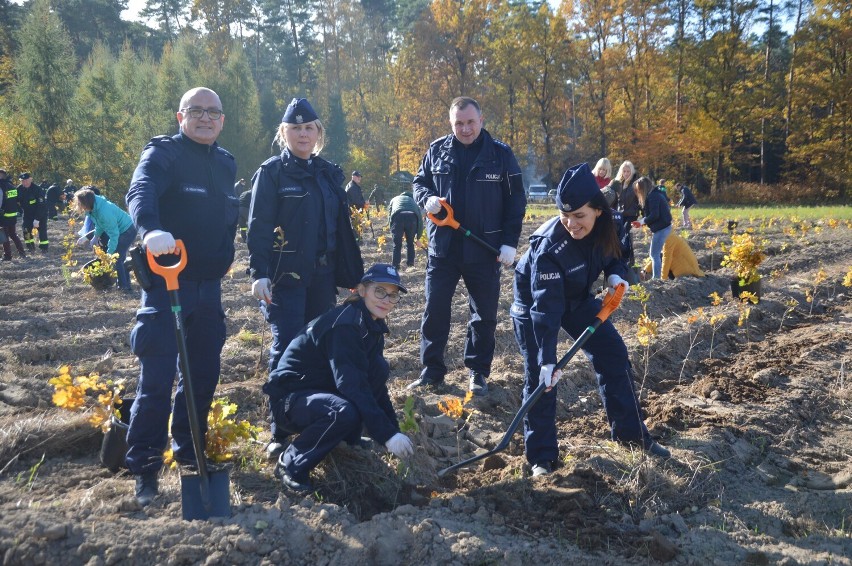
[633,176,654,208]
[583,193,622,259]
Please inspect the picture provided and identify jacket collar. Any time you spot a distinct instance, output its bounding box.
[437,129,496,166]
[175,132,220,154]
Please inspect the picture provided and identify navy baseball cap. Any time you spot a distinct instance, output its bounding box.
[361,264,408,293]
[352,171,362,177]
[18,172,31,180]
[281,98,319,124]
[556,163,600,212]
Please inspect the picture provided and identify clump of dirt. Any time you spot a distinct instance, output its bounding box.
[0,214,851,565]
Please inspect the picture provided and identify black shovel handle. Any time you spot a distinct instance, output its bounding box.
[437,284,626,477]
[427,198,500,257]
[147,240,213,512]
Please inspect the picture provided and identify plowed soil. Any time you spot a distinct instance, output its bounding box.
[1,211,850,565]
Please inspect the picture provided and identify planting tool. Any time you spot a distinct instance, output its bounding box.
[437,283,626,477]
[146,240,231,520]
[427,198,500,257]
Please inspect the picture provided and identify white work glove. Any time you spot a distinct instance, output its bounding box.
[607,274,629,295]
[76,236,92,248]
[385,432,414,458]
[33,220,39,229]
[498,245,516,267]
[425,196,442,215]
[252,278,272,303]
[143,229,176,256]
[538,364,562,389]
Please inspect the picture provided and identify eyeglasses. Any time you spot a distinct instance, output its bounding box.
[372,285,401,304]
[181,107,224,120]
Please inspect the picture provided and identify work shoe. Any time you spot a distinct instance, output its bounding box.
[645,441,672,460]
[134,472,158,506]
[406,375,444,391]
[274,459,313,493]
[531,461,553,477]
[468,372,489,396]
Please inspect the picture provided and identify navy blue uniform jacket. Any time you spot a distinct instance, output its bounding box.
[412,129,526,263]
[126,133,239,281]
[511,217,628,366]
[248,149,361,287]
[263,300,400,444]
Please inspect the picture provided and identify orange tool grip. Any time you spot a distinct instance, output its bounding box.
[597,282,626,323]
[146,239,187,291]
[426,198,460,230]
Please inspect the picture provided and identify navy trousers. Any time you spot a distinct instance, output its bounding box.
[126,277,226,474]
[420,255,501,380]
[272,390,362,481]
[512,297,651,466]
[261,266,337,373]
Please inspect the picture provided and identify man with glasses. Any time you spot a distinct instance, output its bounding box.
[125,87,239,507]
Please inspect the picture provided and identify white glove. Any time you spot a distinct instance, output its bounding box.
[638,217,646,225]
[33,220,39,229]
[425,196,442,215]
[498,245,516,267]
[76,236,92,248]
[143,229,176,256]
[384,432,414,458]
[252,278,272,303]
[607,274,629,294]
[538,364,562,388]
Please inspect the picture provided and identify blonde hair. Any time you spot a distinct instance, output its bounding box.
[274,119,326,155]
[593,158,612,178]
[615,161,635,183]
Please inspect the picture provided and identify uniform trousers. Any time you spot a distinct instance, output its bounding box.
[126,277,225,474]
[420,255,501,380]
[512,297,651,465]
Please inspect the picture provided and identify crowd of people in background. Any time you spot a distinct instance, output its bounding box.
[2,88,713,506]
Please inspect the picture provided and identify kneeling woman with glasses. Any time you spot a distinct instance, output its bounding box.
[263,264,415,492]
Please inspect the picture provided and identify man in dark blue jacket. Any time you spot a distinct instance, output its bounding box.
[409,97,527,396]
[125,87,238,507]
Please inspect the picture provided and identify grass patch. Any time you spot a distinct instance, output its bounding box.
[691,205,852,222]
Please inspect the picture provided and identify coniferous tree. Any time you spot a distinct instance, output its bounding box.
[13,0,77,177]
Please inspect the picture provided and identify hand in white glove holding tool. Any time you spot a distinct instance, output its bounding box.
[252,278,272,304]
[425,196,443,215]
[385,432,414,458]
[498,245,516,267]
[607,274,629,295]
[76,236,92,248]
[143,229,177,256]
[538,364,562,390]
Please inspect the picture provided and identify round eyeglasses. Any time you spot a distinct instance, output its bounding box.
[372,285,401,304]
[181,107,224,120]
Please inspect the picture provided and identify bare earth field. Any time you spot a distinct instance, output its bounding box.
[0,211,850,565]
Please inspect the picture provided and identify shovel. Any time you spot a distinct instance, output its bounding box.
[146,240,231,520]
[437,283,626,477]
[426,198,500,257]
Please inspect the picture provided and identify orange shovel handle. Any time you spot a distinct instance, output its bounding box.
[426,198,460,230]
[597,282,626,323]
[146,239,187,291]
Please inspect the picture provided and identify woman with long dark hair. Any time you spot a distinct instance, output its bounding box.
[510,163,670,477]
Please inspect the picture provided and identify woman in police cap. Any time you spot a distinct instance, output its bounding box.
[247,98,363,377]
[510,163,670,477]
[263,264,415,492]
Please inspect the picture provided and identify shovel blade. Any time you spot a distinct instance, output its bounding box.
[180,469,231,520]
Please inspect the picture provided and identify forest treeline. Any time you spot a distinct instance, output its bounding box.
[0,0,848,205]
